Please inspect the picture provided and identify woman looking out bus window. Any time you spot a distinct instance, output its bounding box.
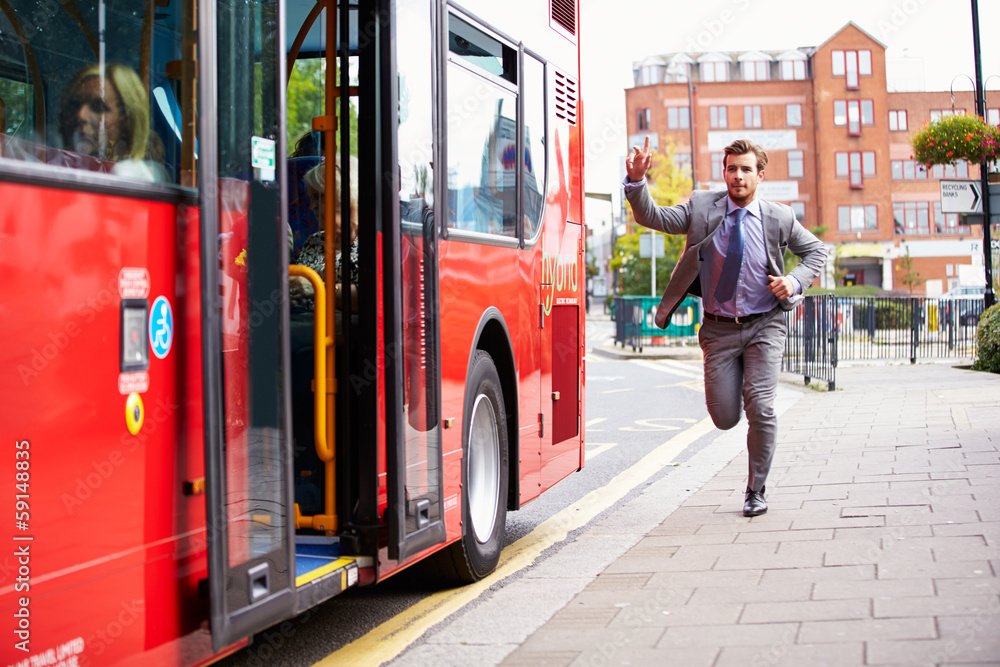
[57,63,164,166]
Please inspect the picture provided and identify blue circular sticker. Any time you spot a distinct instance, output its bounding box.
[149,296,174,359]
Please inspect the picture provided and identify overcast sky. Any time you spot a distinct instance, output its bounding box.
[580,0,1000,228]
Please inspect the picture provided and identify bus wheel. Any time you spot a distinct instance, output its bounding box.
[447,350,509,583]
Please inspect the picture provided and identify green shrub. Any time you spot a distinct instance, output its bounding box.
[973,303,1000,373]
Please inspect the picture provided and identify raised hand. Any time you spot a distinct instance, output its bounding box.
[625,136,652,183]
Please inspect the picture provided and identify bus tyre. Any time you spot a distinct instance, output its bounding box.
[449,350,509,583]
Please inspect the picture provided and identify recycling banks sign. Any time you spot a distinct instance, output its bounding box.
[940,180,982,214]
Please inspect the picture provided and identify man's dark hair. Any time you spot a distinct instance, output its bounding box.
[723,139,768,172]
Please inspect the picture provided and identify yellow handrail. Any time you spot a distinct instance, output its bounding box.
[289,264,337,534]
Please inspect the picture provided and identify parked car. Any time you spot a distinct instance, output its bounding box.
[940,286,986,326]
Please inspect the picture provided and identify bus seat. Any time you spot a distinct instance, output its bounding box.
[288,156,322,259]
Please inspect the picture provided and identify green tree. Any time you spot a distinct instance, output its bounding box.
[286,58,358,156]
[612,143,691,295]
[895,248,924,295]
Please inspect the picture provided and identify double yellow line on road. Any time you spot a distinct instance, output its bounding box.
[316,416,715,666]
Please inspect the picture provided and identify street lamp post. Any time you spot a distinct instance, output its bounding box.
[667,61,697,189]
[972,0,995,308]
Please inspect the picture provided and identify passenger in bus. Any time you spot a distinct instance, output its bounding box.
[57,63,165,171]
[289,154,360,315]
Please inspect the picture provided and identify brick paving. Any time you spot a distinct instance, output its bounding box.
[501,364,1000,667]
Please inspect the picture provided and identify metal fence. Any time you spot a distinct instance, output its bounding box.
[783,294,984,390]
[613,296,702,352]
[611,294,983,390]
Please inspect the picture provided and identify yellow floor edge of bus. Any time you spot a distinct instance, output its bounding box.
[316,416,716,667]
[295,557,358,587]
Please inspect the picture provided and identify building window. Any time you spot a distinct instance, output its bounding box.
[788,150,804,178]
[742,60,769,82]
[665,63,690,83]
[849,152,864,187]
[674,152,691,176]
[893,202,930,235]
[637,108,650,130]
[833,100,847,126]
[701,61,729,82]
[744,105,762,128]
[790,201,805,222]
[786,103,802,127]
[932,162,969,179]
[835,152,849,177]
[889,110,907,131]
[780,59,806,81]
[639,65,664,86]
[832,49,871,88]
[710,105,728,129]
[838,204,877,231]
[862,151,876,177]
[711,152,724,180]
[847,100,861,135]
[836,151,875,182]
[891,160,928,180]
[934,202,968,234]
[989,108,999,125]
[667,106,689,130]
[860,100,874,125]
[930,109,966,121]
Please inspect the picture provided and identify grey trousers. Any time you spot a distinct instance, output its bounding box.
[698,308,787,493]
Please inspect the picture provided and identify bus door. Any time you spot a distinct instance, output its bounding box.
[200,0,296,651]
[385,0,447,563]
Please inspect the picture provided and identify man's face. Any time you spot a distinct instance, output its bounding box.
[724,152,763,205]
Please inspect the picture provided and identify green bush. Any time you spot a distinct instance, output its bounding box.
[973,303,1000,373]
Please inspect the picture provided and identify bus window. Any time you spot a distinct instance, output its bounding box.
[446,15,517,238]
[0,0,196,187]
[522,53,546,240]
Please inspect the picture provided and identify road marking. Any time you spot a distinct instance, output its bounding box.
[635,359,703,380]
[601,388,633,394]
[315,416,716,667]
[584,442,618,459]
[585,417,607,432]
[619,417,697,432]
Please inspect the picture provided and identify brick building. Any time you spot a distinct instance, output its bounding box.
[625,22,997,295]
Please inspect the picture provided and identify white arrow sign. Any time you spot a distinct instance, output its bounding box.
[940,180,982,213]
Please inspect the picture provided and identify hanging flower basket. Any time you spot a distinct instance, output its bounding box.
[910,114,1000,168]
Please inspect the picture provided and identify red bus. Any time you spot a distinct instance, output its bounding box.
[0,0,585,663]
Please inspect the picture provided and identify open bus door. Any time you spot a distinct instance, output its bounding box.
[199,0,297,651]
[383,0,448,565]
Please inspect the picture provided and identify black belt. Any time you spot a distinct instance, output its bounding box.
[703,309,774,325]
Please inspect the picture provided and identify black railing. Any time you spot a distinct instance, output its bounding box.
[613,296,701,352]
[783,295,984,390]
[783,295,838,390]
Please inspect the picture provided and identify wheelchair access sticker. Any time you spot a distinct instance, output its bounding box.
[149,296,174,359]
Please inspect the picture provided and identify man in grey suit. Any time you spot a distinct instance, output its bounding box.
[624,138,827,516]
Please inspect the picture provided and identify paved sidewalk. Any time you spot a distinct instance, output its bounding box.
[501,364,1000,667]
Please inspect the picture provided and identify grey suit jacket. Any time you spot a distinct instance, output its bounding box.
[625,185,828,329]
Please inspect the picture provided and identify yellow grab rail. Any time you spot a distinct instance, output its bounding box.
[289,264,337,534]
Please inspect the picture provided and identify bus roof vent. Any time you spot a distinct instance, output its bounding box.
[554,71,578,126]
[550,0,576,36]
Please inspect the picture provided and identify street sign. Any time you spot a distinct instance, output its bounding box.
[639,232,665,258]
[940,180,982,213]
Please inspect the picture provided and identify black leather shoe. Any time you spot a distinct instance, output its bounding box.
[743,486,767,517]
